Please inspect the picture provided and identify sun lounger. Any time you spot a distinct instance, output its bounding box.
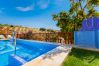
[0,35,6,39]
[7,35,12,39]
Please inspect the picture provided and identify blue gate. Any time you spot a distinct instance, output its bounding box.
[74,17,99,49]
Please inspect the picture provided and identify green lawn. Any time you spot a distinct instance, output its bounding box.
[62,48,99,66]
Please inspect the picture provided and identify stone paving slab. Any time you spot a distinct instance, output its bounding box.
[23,45,72,66]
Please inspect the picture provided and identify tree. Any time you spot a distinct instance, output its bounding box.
[47,29,55,32]
[40,28,46,31]
[52,0,99,32]
[53,12,74,32]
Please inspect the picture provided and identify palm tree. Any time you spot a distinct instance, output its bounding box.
[52,0,99,32]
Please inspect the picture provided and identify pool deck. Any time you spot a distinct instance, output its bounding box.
[23,45,72,66]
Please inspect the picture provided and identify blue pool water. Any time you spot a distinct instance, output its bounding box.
[0,39,58,66]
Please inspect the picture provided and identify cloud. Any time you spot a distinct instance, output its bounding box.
[16,0,50,11]
[37,0,50,9]
[40,3,49,9]
[16,5,34,12]
[0,8,5,14]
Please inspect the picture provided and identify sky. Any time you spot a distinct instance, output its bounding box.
[0,0,70,30]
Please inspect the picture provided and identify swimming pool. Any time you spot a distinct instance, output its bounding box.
[0,39,59,66]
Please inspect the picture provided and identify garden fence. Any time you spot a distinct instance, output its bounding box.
[0,32,73,44]
[74,30,99,49]
[16,32,73,44]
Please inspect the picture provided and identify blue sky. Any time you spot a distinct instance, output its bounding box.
[0,0,70,30]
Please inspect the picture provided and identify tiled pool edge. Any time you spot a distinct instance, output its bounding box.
[22,45,72,66]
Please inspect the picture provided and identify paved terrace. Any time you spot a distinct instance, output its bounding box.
[23,45,72,66]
